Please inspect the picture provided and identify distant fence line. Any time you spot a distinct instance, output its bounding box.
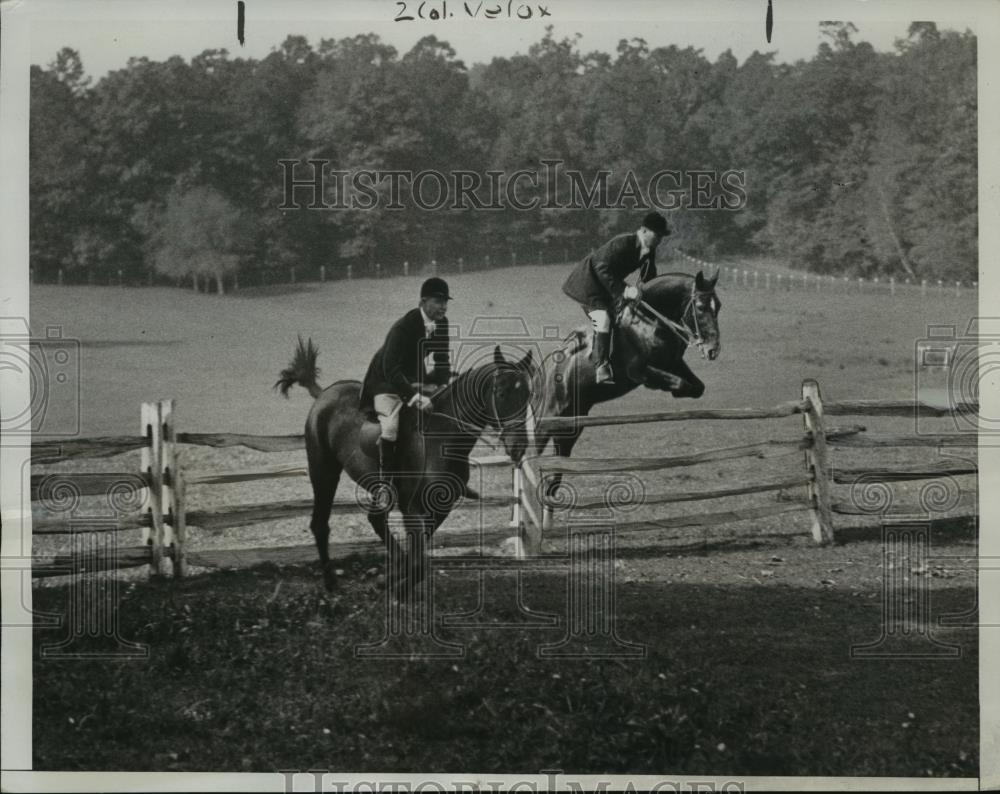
[677,253,977,298]
[28,251,573,291]
[29,249,976,297]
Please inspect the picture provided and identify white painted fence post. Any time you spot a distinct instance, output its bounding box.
[159,399,185,577]
[140,402,166,576]
[517,459,543,557]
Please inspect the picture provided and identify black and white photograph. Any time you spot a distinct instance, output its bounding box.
[1,0,996,790]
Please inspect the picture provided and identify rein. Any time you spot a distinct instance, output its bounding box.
[425,367,506,443]
[630,285,711,357]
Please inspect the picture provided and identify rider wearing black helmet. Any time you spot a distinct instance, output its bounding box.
[562,211,670,384]
[360,277,454,489]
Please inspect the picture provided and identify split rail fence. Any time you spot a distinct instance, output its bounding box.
[30,382,977,578]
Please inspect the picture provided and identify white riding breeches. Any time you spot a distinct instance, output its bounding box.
[588,309,611,334]
[374,393,403,441]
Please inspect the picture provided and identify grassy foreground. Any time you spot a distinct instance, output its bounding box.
[33,540,978,776]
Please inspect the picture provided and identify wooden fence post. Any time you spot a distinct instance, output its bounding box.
[159,399,182,576]
[801,380,835,544]
[140,402,166,576]
[516,460,543,557]
[510,464,522,530]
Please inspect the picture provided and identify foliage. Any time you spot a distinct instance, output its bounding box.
[144,186,250,292]
[29,24,977,286]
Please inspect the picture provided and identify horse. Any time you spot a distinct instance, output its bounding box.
[276,339,536,595]
[529,269,722,487]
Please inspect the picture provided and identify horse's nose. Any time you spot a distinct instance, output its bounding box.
[708,348,719,361]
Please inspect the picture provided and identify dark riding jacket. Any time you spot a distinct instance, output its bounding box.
[360,307,452,409]
[562,232,657,310]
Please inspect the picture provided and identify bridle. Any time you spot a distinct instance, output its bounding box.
[628,285,717,358]
[428,364,531,450]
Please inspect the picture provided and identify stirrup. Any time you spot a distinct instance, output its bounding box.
[595,362,615,384]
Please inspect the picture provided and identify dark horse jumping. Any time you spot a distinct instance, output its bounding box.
[530,270,722,470]
[277,340,535,595]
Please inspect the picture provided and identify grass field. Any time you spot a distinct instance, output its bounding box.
[26,259,981,776]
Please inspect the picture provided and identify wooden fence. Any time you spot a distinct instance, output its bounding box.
[30,384,977,578]
[678,252,976,298]
[512,379,978,556]
[30,400,515,579]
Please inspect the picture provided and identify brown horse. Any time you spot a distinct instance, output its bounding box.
[277,339,535,595]
[529,270,722,473]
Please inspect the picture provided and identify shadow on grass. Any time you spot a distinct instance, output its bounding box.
[32,563,978,778]
[230,283,325,299]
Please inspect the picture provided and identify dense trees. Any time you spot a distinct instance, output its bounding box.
[29,23,977,288]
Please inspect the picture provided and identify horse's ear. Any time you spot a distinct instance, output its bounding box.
[695,270,706,290]
[517,349,535,376]
[493,345,504,365]
[708,265,720,289]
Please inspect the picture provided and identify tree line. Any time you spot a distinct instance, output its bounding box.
[30,21,976,290]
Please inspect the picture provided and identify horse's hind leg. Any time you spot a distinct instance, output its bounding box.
[309,465,341,591]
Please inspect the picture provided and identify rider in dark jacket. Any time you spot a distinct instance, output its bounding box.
[360,277,453,489]
[562,211,670,384]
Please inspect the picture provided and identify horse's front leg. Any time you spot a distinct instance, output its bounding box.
[639,362,705,398]
[394,514,433,602]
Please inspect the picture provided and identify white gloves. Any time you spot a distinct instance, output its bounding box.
[409,394,434,412]
[623,285,640,301]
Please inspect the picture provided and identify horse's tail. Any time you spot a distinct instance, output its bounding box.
[275,335,323,399]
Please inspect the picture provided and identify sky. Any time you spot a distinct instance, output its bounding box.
[24,0,983,79]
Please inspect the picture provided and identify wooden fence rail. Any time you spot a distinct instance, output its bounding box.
[512,381,978,555]
[30,383,979,578]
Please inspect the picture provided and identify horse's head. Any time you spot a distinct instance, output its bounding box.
[690,270,722,361]
[488,345,536,464]
[631,269,722,361]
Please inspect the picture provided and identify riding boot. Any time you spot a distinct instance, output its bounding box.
[374,438,397,510]
[593,331,615,384]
